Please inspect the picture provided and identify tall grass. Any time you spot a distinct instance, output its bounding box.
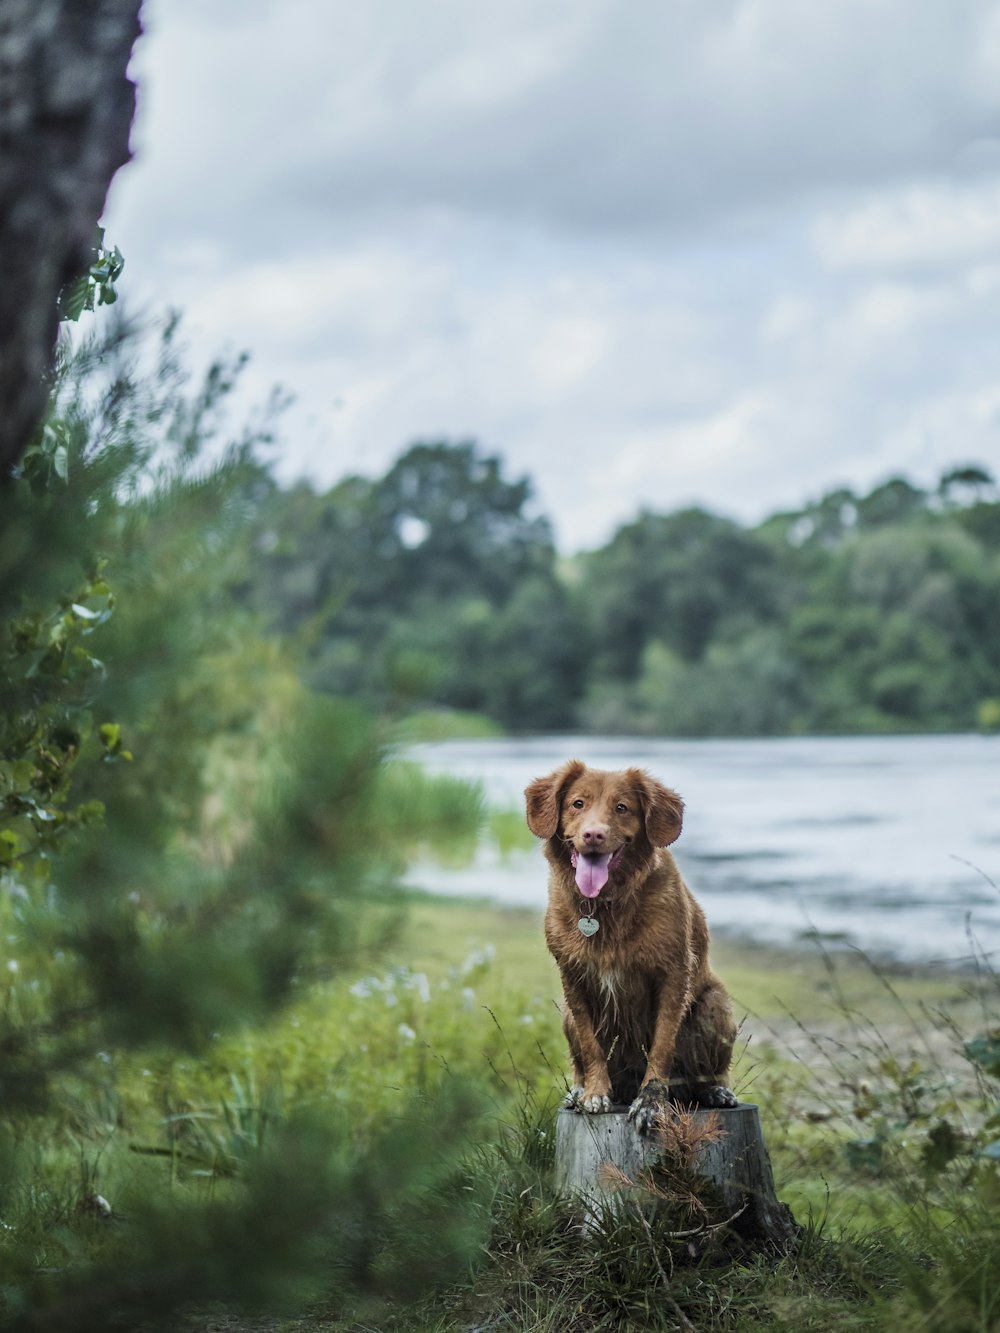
[1,883,997,1330]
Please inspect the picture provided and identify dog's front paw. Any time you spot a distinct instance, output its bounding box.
[564,1085,584,1110]
[628,1079,669,1135]
[580,1092,613,1114]
[696,1085,739,1109]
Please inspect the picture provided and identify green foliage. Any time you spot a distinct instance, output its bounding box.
[0,563,117,881]
[244,441,576,730]
[0,311,493,1328]
[56,228,125,324]
[964,1030,1000,1078]
[579,507,785,680]
[391,707,504,742]
[248,451,1000,737]
[0,902,553,1329]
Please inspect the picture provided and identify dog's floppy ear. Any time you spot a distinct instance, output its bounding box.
[628,768,684,847]
[524,759,586,839]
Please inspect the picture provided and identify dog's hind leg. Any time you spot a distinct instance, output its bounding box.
[673,980,738,1108]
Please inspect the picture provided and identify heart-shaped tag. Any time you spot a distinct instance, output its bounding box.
[577,917,599,937]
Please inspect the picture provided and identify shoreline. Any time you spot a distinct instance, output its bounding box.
[395,889,993,1030]
[397,880,994,981]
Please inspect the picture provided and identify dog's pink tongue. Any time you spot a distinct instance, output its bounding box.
[576,852,612,898]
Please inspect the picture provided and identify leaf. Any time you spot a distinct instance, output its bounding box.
[99,722,129,760]
[965,1032,1000,1078]
[75,800,106,826]
[99,723,121,751]
[70,603,100,621]
[845,1137,884,1174]
[58,276,91,323]
[53,445,69,482]
[922,1120,962,1173]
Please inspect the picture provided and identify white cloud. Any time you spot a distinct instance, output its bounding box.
[814,181,1000,270]
[104,0,1000,551]
[760,295,815,344]
[621,396,776,486]
[531,316,608,394]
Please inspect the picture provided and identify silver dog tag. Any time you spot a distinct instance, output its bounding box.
[577,917,599,937]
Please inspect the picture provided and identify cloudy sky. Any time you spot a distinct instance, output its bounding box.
[106,0,1000,551]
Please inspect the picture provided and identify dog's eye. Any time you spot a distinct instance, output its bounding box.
[615,802,628,813]
[571,799,585,809]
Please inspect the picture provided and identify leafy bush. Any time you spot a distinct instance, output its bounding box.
[0,311,491,1329]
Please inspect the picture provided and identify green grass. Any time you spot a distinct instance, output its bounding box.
[3,892,998,1332]
[360,901,1000,1331]
[390,709,505,742]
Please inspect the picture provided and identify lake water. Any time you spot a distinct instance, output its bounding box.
[405,734,1000,966]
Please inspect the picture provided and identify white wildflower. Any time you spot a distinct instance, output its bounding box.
[410,972,430,1003]
[460,944,496,976]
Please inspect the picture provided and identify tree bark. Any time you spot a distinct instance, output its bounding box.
[0,0,141,478]
[555,1103,800,1251]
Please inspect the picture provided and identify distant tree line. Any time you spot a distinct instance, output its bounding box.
[243,444,1000,736]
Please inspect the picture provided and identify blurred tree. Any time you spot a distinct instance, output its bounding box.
[247,441,579,728]
[786,517,996,731]
[371,441,553,605]
[0,314,487,1330]
[580,508,784,682]
[854,476,927,529]
[632,629,803,736]
[939,463,996,505]
[437,575,584,730]
[246,457,1000,738]
[757,486,859,554]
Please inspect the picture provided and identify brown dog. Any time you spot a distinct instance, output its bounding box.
[525,760,737,1133]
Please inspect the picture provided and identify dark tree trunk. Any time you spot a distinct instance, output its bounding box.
[0,0,141,478]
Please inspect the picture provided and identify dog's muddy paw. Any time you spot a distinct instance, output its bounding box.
[696,1085,739,1109]
[627,1080,669,1135]
[564,1085,584,1111]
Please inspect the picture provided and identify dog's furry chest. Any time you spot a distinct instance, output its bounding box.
[577,958,659,1047]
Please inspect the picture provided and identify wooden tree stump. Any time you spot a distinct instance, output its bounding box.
[555,1103,799,1250]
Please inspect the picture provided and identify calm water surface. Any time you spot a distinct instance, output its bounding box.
[405,735,1000,966]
